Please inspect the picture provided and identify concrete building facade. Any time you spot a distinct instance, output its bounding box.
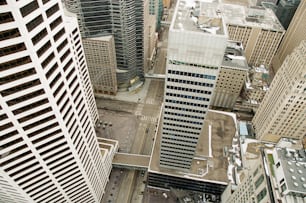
[211,41,249,109]
[271,0,306,73]
[83,36,117,95]
[252,40,306,143]
[0,1,115,202]
[222,4,285,67]
[160,0,228,170]
[222,155,272,203]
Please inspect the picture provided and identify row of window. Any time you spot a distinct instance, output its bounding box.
[165,99,208,108]
[169,60,218,70]
[163,116,203,125]
[164,111,204,120]
[165,105,206,114]
[168,69,216,80]
[163,127,199,135]
[163,122,202,131]
[162,134,197,144]
[166,92,210,102]
[166,85,212,94]
[167,78,214,87]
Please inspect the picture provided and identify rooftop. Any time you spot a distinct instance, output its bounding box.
[222,41,249,70]
[172,0,226,35]
[149,110,237,184]
[277,148,306,194]
[221,3,284,31]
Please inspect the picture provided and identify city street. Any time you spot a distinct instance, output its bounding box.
[99,25,168,203]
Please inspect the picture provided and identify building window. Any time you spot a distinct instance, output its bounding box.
[0,28,20,41]
[0,43,26,57]
[46,3,59,18]
[26,15,43,32]
[20,0,39,17]
[32,28,47,45]
[255,175,264,189]
[0,12,14,24]
[256,188,267,202]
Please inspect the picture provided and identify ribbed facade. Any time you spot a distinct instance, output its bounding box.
[77,0,144,89]
[252,40,306,142]
[0,1,112,202]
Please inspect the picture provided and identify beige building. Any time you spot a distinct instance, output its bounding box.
[222,4,285,67]
[252,41,306,143]
[211,41,249,109]
[271,0,306,73]
[83,36,117,95]
[144,0,158,72]
[222,155,271,203]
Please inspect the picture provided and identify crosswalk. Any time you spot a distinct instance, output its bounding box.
[145,98,156,105]
[139,115,158,122]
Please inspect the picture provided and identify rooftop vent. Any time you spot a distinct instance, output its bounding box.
[293,182,299,187]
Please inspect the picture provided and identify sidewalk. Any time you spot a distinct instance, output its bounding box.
[95,79,151,103]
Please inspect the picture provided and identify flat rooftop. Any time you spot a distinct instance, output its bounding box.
[222,41,248,70]
[172,0,226,35]
[276,148,306,194]
[221,3,284,31]
[149,110,237,184]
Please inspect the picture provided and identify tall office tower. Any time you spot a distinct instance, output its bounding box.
[275,0,301,29]
[0,1,114,202]
[160,0,228,170]
[211,41,249,109]
[77,0,144,90]
[271,0,306,73]
[83,37,118,95]
[252,41,306,143]
[222,5,285,68]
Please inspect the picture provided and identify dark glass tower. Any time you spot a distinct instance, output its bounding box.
[77,0,144,89]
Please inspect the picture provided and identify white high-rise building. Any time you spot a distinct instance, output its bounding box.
[160,0,228,170]
[0,1,116,202]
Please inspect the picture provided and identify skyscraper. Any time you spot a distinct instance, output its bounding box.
[160,0,228,170]
[252,40,306,143]
[0,1,115,202]
[76,0,144,89]
[275,0,301,29]
[271,0,306,73]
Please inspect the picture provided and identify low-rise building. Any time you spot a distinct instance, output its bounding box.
[211,41,249,109]
[271,147,306,203]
